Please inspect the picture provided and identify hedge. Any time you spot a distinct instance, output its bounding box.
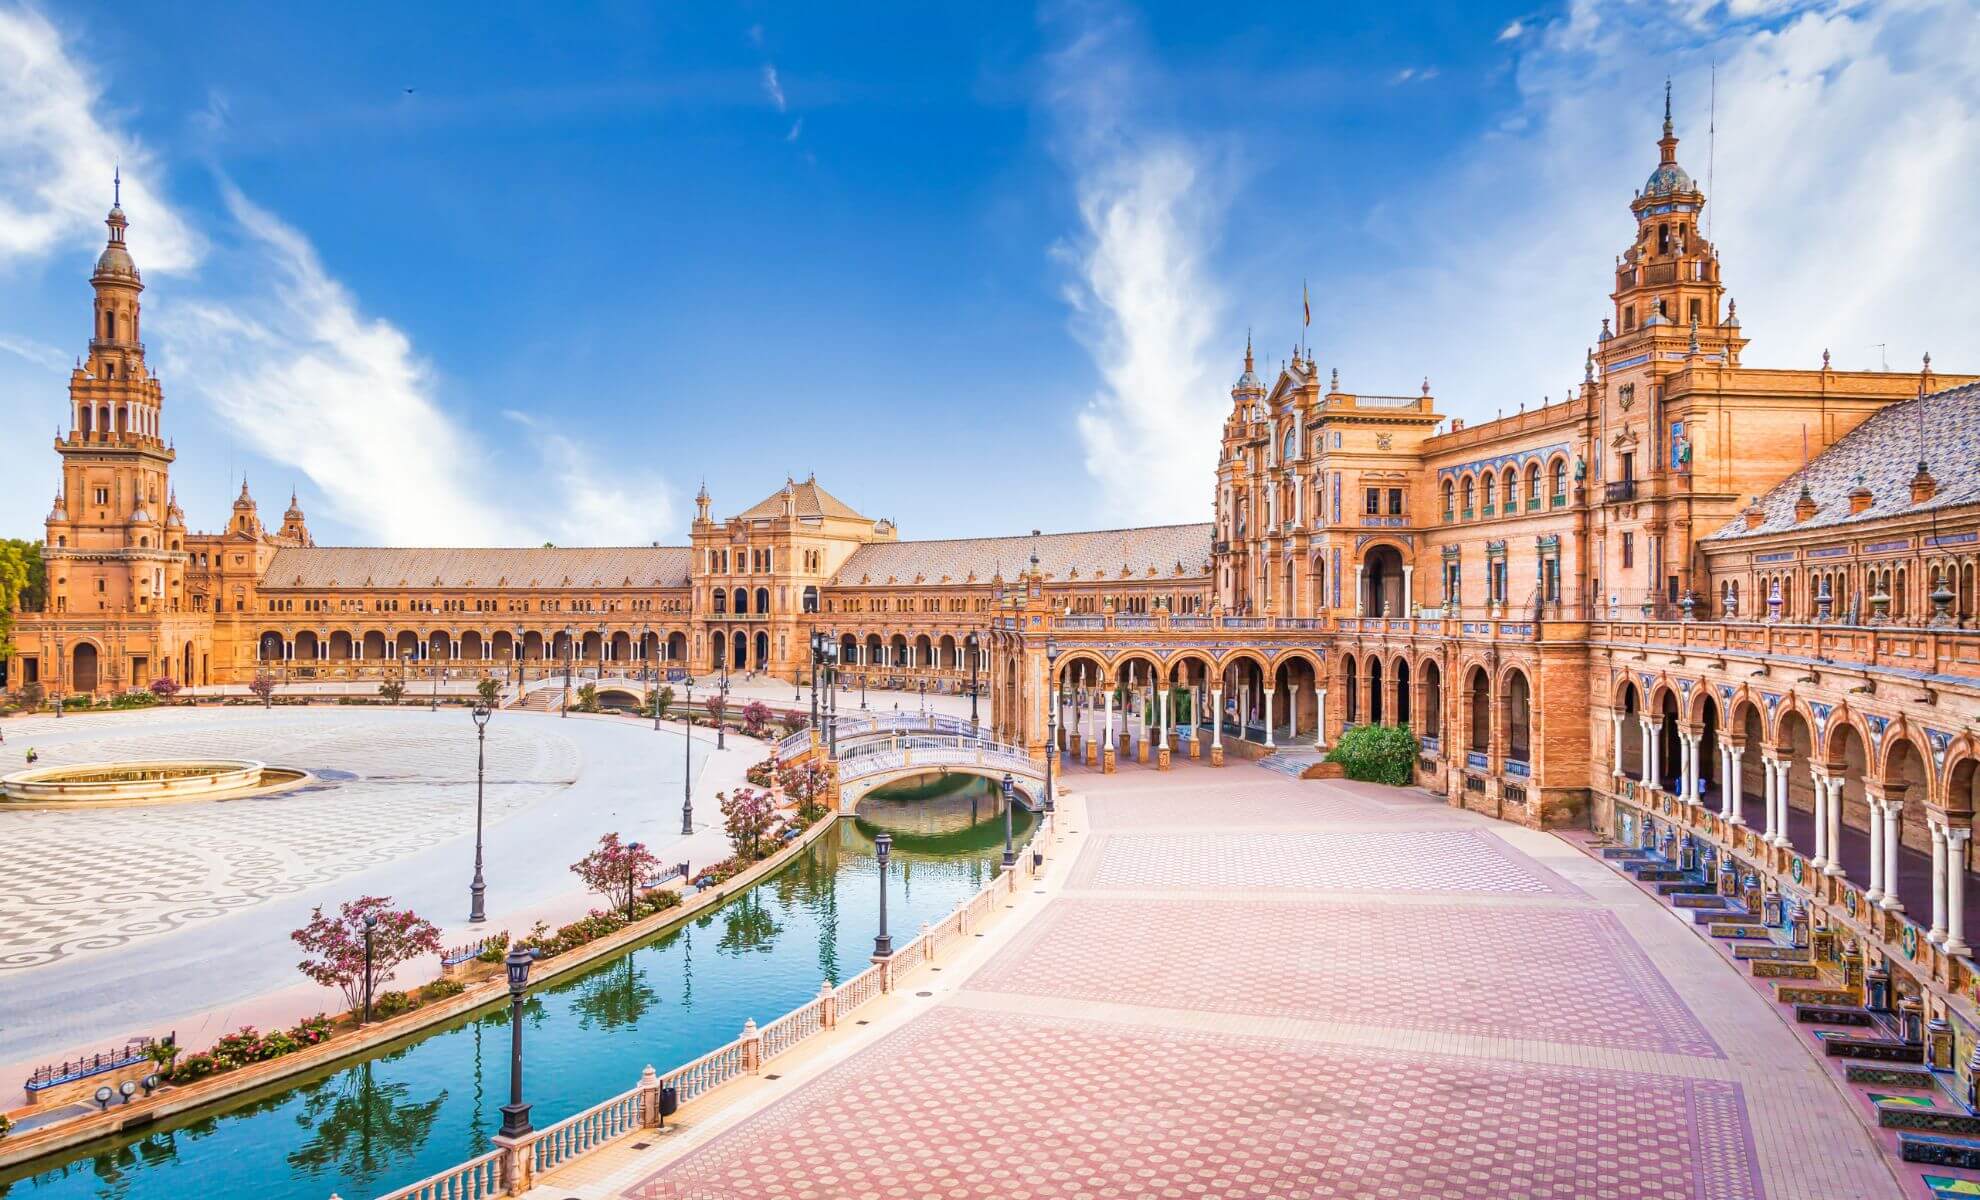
[1324,723,1420,786]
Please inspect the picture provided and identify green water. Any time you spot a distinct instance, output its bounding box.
[1,776,1032,1200]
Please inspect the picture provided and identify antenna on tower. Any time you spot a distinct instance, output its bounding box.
[1706,60,1716,241]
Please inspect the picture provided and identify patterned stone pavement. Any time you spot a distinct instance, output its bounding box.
[614,761,1904,1200]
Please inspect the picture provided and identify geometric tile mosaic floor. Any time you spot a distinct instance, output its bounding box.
[619,763,1911,1200]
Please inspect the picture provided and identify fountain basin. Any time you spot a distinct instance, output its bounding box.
[0,760,304,806]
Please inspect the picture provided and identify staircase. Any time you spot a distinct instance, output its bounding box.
[1594,833,1980,1194]
[513,686,563,713]
[1259,745,1327,779]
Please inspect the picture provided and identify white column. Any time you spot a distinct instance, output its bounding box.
[1354,565,1365,616]
[1315,686,1326,749]
[1104,690,1114,748]
[1929,820,1948,941]
[1612,715,1625,779]
[1865,800,1886,904]
[1211,689,1223,749]
[1776,760,1793,847]
[1808,771,1829,869]
[1287,686,1298,743]
[1264,687,1276,748]
[1638,719,1653,785]
[1766,756,1782,843]
[1401,565,1414,613]
[1647,722,1663,790]
[1680,735,1696,804]
[1885,803,1909,913]
[1158,686,1170,750]
[1947,828,1971,956]
[1823,777,1846,877]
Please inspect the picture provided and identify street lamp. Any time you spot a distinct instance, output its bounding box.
[918,679,926,714]
[430,639,440,710]
[469,704,492,922]
[1000,773,1017,868]
[561,625,574,718]
[499,946,535,1138]
[681,675,697,836]
[809,631,824,731]
[624,841,644,921]
[872,833,893,957]
[860,669,868,710]
[1045,638,1060,814]
[361,912,378,1024]
[966,631,979,728]
[716,665,729,750]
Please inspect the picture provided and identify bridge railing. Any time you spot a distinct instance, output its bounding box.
[360,812,1056,1200]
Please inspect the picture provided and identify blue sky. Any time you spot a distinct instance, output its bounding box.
[3,1,1977,547]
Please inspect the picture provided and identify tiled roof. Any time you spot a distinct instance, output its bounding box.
[261,546,692,590]
[735,477,869,522]
[1705,380,1980,540]
[835,524,1213,585]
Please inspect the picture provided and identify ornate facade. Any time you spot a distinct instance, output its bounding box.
[9,100,1980,1057]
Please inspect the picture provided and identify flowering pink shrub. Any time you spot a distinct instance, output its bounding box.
[291,896,443,1017]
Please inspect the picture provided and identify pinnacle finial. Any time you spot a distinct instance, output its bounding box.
[1663,78,1672,129]
[114,163,121,206]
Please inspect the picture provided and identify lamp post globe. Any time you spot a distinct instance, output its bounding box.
[1000,772,1017,868]
[469,703,493,922]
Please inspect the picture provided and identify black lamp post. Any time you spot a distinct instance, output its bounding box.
[873,833,893,957]
[860,670,868,710]
[624,841,643,921]
[1000,772,1017,868]
[561,626,573,717]
[918,679,926,714]
[361,912,378,1024]
[808,632,823,731]
[826,646,840,759]
[966,631,980,727]
[681,676,696,836]
[469,704,492,922]
[716,666,729,750]
[1045,637,1059,814]
[430,639,440,711]
[498,946,534,1138]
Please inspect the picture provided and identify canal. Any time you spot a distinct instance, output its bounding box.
[1,775,1033,1200]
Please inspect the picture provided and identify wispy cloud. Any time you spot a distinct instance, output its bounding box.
[0,332,68,372]
[1497,18,1526,41]
[1392,66,1440,84]
[503,412,673,546]
[0,6,199,271]
[761,64,786,112]
[1332,0,1980,414]
[1044,7,1230,525]
[787,117,804,142]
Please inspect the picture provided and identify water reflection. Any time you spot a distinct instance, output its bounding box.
[1,782,1030,1200]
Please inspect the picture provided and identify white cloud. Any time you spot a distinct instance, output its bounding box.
[1392,66,1440,84]
[1045,10,1230,526]
[0,6,199,272]
[0,332,67,371]
[502,411,673,546]
[1498,18,1526,41]
[761,64,786,112]
[787,117,803,142]
[1332,0,1980,415]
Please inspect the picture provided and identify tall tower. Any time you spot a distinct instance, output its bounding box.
[45,181,185,623]
[1605,83,1732,345]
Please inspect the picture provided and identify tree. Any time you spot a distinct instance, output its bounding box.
[476,676,501,706]
[705,692,727,729]
[291,897,443,1017]
[149,676,182,701]
[653,685,674,719]
[571,833,662,921]
[378,679,405,704]
[249,670,277,706]
[0,538,45,659]
[777,761,831,822]
[720,787,776,862]
[741,700,771,737]
[575,682,599,713]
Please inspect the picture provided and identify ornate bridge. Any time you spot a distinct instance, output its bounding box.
[832,733,1047,813]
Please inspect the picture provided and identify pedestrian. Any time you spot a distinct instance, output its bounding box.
[25,747,38,765]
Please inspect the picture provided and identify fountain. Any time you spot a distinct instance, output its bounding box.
[1,759,306,805]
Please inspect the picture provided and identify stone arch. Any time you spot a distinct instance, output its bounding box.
[1366,654,1386,725]
[711,630,727,670]
[1616,678,1644,778]
[667,631,687,661]
[1464,663,1491,759]
[259,630,286,662]
[1358,542,1410,616]
[1500,664,1534,767]
[328,631,355,661]
[1416,656,1443,744]
[294,630,320,661]
[1341,651,1360,724]
[1883,733,1934,912]
[70,640,102,692]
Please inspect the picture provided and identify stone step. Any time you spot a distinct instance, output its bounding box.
[1734,943,1811,962]
[1847,1063,1940,1088]
[1778,984,1860,1006]
[1632,868,1690,882]
[1710,922,1773,939]
[1823,1036,1925,1064]
[1796,1003,1875,1026]
[1694,908,1762,925]
[1601,848,1653,861]
[1900,1132,1980,1170]
[1880,1102,1980,1137]
[1752,960,1821,980]
[1662,884,1722,898]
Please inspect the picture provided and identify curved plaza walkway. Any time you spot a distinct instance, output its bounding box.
[0,706,756,1094]
[553,761,1900,1200]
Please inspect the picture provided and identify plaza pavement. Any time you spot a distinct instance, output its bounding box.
[0,705,763,1097]
[548,760,1903,1200]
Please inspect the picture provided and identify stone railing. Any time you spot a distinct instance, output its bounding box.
[1589,619,1980,683]
[358,814,1056,1200]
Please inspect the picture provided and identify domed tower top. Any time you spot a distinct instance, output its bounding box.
[1606,82,1728,348]
[1642,80,1694,198]
[1231,332,1264,401]
[231,478,263,538]
[279,489,313,545]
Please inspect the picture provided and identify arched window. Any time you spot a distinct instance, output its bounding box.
[1283,428,1297,461]
[1525,464,1540,503]
[713,589,727,614]
[754,586,769,613]
[1442,480,1455,518]
[104,311,115,340]
[1550,458,1567,500]
[1482,474,1496,510]
[1461,477,1475,514]
[733,587,748,614]
[1502,467,1519,506]
[802,585,819,613]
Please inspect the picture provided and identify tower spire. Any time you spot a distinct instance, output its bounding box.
[114,163,121,207]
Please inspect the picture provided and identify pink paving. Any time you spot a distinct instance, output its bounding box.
[1065,828,1587,896]
[1080,785,1455,829]
[630,1006,1762,1200]
[967,896,1724,1058]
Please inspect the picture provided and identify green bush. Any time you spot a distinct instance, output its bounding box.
[420,978,466,1002]
[1324,723,1420,786]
